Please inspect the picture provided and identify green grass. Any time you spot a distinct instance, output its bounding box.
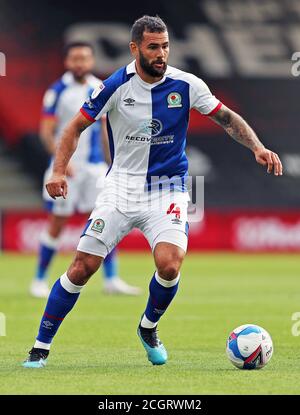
[0,252,300,394]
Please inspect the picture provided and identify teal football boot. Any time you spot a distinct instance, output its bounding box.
[137,324,168,365]
[22,348,48,368]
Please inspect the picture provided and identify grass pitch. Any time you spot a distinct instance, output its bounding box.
[0,252,299,395]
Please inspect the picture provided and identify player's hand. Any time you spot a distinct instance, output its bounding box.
[46,174,68,199]
[254,147,283,176]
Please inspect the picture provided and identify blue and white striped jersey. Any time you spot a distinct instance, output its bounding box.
[43,71,104,166]
[80,61,221,192]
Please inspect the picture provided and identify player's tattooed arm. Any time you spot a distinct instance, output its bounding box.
[209,104,264,152]
[46,112,93,199]
[209,104,283,176]
[78,120,91,134]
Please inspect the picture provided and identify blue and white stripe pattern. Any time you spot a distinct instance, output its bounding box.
[80,60,221,192]
[43,72,104,165]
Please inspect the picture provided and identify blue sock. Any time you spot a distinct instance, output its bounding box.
[35,233,58,280]
[143,272,180,324]
[103,248,118,280]
[36,274,82,345]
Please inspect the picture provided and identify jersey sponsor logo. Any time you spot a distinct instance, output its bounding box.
[140,119,163,137]
[125,135,174,145]
[123,97,135,106]
[126,135,151,143]
[150,135,174,145]
[126,118,174,145]
[167,92,182,108]
[91,218,105,233]
[91,82,105,99]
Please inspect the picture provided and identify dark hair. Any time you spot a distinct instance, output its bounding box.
[63,41,94,57]
[130,15,167,44]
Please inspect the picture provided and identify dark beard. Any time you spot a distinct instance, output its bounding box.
[139,50,167,78]
[73,73,87,83]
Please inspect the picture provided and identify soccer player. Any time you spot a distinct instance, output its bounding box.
[23,16,282,368]
[30,41,141,297]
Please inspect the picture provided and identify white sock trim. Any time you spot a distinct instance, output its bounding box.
[155,271,180,288]
[40,231,60,250]
[60,272,84,294]
[34,340,51,350]
[141,314,158,329]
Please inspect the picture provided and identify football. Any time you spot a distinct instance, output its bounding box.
[226,324,273,370]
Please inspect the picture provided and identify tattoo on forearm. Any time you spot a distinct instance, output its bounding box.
[78,122,90,134]
[212,107,264,152]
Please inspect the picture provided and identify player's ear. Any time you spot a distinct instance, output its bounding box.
[129,42,138,57]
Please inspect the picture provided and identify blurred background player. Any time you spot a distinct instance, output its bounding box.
[30,41,141,298]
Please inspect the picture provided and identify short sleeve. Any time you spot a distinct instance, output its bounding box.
[80,66,132,123]
[42,88,59,117]
[189,74,222,116]
[42,80,66,117]
[80,81,114,122]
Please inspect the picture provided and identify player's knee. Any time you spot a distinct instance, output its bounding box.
[157,262,181,281]
[68,254,101,285]
[155,246,185,281]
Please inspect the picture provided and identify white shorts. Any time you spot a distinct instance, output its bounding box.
[77,191,189,257]
[43,162,108,216]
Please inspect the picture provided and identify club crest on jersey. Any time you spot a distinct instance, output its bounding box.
[91,218,105,233]
[167,92,182,108]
